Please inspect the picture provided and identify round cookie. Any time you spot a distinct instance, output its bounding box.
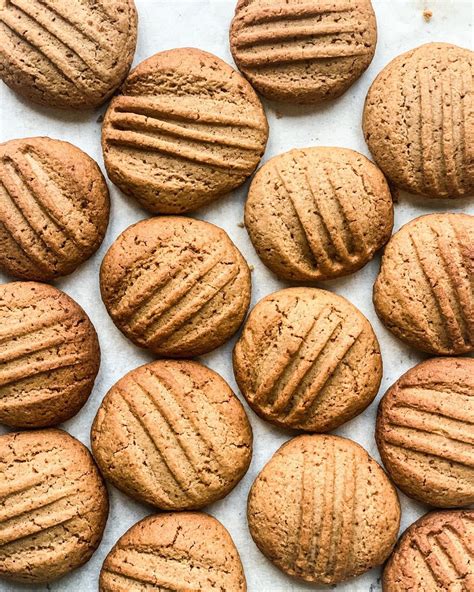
[374,213,474,355]
[91,360,252,510]
[364,42,474,199]
[376,358,474,508]
[0,0,137,109]
[248,434,400,585]
[234,287,382,432]
[100,216,251,358]
[0,429,108,584]
[100,512,247,592]
[230,0,377,104]
[383,510,474,592]
[0,137,110,281]
[0,282,100,428]
[245,147,394,281]
[102,48,268,214]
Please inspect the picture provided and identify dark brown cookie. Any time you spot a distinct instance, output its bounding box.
[0,281,100,428]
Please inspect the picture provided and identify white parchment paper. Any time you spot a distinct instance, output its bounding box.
[1,1,472,590]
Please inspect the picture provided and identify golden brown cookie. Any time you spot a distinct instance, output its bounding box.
[245,147,394,281]
[383,510,474,592]
[374,213,474,355]
[230,0,377,104]
[0,0,137,109]
[376,358,474,508]
[102,48,268,213]
[99,512,247,591]
[0,429,108,584]
[91,360,252,510]
[0,137,110,281]
[364,42,474,199]
[0,282,100,428]
[100,216,251,358]
[234,287,382,432]
[248,434,400,585]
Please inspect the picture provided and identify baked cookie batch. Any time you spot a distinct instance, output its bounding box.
[0,0,472,590]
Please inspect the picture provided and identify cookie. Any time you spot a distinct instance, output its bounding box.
[0,137,110,281]
[92,360,252,510]
[234,287,382,432]
[376,358,474,508]
[0,282,100,428]
[374,213,474,355]
[99,512,246,591]
[0,0,137,109]
[245,147,394,281]
[383,510,474,592]
[0,429,108,584]
[102,48,268,213]
[230,0,377,104]
[248,434,400,585]
[100,216,251,358]
[364,42,474,199]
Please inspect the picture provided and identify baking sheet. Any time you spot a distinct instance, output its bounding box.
[0,0,472,590]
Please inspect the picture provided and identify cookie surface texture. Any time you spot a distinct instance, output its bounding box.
[376,357,474,508]
[0,429,108,584]
[0,137,110,281]
[374,213,474,355]
[99,512,247,591]
[383,510,474,592]
[92,360,252,510]
[230,0,377,104]
[248,434,400,585]
[245,147,393,281]
[0,281,100,428]
[0,0,137,109]
[102,47,269,213]
[100,216,251,357]
[234,287,382,431]
[364,42,474,199]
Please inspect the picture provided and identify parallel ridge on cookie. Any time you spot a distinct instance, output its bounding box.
[230,0,377,103]
[377,357,474,508]
[0,282,100,428]
[247,434,400,585]
[102,48,268,213]
[91,360,252,510]
[245,147,393,281]
[0,137,110,281]
[364,42,473,199]
[383,510,474,592]
[99,513,247,592]
[234,287,382,432]
[374,213,474,355]
[0,0,138,109]
[0,429,108,584]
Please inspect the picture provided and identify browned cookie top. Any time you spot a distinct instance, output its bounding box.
[374,213,473,355]
[248,434,400,585]
[0,137,110,281]
[91,360,252,510]
[383,510,474,592]
[245,147,394,281]
[100,216,251,358]
[230,0,377,104]
[100,512,247,591]
[102,48,268,214]
[0,0,137,109]
[0,429,108,584]
[376,357,474,508]
[234,287,382,432]
[0,282,100,428]
[364,42,474,199]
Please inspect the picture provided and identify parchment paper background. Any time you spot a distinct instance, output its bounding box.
[1,1,473,590]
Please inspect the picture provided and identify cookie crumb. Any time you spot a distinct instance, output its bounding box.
[423,9,432,21]
[249,265,255,272]
[275,111,283,119]
[237,222,245,228]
